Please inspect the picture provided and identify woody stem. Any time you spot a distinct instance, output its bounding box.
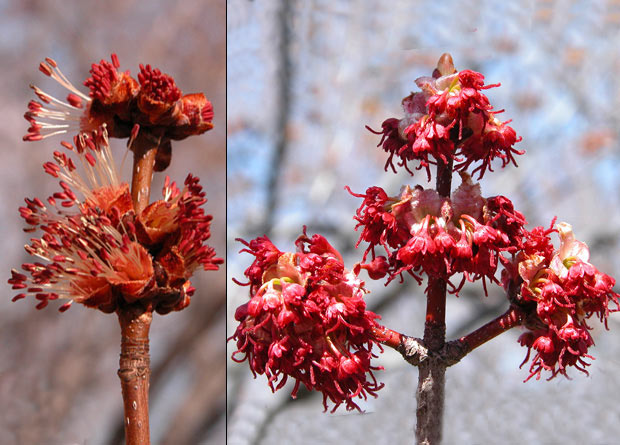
[117,306,152,445]
[115,130,159,445]
[458,305,526,352]
[416,158,452,445]
[371,325,404,349]
[131,131,159,215]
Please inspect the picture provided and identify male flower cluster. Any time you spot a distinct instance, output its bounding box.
[24,54,213,170]
[9,126,222,314]
[368,53,523,180]
[349,173,526,293]
[507,222,619,381]
[229,230,384,412]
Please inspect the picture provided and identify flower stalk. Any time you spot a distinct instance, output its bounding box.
[130,130,160,215]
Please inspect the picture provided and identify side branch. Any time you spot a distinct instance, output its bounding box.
[371,325,403,349]
[456,304,526,353]
[377,305,527,368]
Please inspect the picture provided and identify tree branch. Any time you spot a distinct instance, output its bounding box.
[456,305,526,352]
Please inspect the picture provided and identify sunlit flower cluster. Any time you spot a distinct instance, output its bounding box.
[368,54,522,180]
[230,229,384,412]
[508,222,619,381]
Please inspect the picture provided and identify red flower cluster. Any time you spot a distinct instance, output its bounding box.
[229,229,384,412]
[368,53,523,180]
[9,126,222,314]
[24,54,214,171]
[348,173,526,294]
[509,222,619,381]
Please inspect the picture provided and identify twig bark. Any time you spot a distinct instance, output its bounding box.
[457,305,526,352]
[116,128,159,445]
[117,305,152,445]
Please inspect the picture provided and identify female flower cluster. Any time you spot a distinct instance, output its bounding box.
[369,53,522,180]
[230,230,384,412]
[349,173,526,294]
[509,222,619,380]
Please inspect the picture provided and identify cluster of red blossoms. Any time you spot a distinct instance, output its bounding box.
[229,229,384,412]
[350,173,619,379]
[231,53,620,406]
[24,54,213,170]
[352,53,620,381]
[11,54,221,314]
[368,53,523,180]
[349,172,526,294]
[504,222,619,381]
[9,127,222,313]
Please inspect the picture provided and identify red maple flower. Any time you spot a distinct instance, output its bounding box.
[368,53,523,180]
[349,173,526,294]
[136,63,182,125]
[9,126,222,314]
[512,222,619,380]
[230,229,384,412]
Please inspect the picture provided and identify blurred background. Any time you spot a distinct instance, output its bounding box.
[227,0,620,443]
[0,1,225,444]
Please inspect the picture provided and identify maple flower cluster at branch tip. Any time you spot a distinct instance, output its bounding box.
[9,126,222,313]
[368,53,522,180]
[504,222,620,381]
[24,54,214,171]
[229,229,384,412]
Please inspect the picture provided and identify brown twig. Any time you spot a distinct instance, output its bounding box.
[116,129,159,445]
[117,305,152,445]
